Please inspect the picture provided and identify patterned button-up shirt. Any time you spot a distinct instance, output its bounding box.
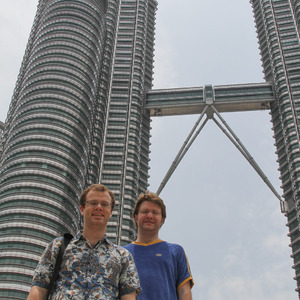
[32,232,141,299]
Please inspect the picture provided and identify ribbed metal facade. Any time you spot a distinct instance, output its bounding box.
[0,0,108,297]
[0,0,153,298]
[250,0,300,295]
[101,0,156,246]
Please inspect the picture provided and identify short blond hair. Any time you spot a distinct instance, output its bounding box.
[133,191,166,227]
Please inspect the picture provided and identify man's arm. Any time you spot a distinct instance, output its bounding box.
[120,290,136,300]
[177,281,192,300]
[118,248,141,297]
[27,286,48,300]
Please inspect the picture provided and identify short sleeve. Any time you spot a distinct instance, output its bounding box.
[32,237,63,289]
[118,248,141,296]
[175,245,194,289]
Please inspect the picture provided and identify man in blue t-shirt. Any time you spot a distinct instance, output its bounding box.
[124,192,193,300]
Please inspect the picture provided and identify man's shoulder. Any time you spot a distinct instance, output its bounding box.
[47,236,64,250]
[123,243,134,250]
[52,231,79,245]
[165,241,182,247]
[108,241,133,257]
[164,241,186,254]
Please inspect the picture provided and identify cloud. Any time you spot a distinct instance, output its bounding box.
[264,233,291,256]
[196,266,296,300]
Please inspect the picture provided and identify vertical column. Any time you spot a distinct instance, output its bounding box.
[100,0,157,245]
[251,0,300,295]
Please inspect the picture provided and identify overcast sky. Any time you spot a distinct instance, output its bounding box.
[0,0,297,299]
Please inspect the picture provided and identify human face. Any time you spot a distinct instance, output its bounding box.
[135,201,164,234]
[80,190,113,230]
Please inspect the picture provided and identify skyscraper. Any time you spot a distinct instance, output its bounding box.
[250,0,300,295]
[1,0,300,299]
[0,0,156,298]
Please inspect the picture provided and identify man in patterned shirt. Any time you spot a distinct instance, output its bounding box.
[27,184,141,300]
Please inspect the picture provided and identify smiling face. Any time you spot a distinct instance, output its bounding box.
[134,201,165,235]
[80,190,113,230]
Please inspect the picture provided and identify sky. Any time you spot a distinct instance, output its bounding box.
[0,0,297,299]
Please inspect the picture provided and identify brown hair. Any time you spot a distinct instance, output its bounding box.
[79,184,115,210]
[133,191,166,227]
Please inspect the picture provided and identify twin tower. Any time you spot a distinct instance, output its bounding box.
[0,0,300,298]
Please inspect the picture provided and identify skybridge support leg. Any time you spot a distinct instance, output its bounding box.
[156,106,208,195]
[156,104,285,212]
[211,106,282,204]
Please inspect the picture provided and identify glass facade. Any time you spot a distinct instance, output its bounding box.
[100,0,157,245]
[146,82,275,116]
[0,0,108,298]
[250,0,300,296]
[0,0,157,297]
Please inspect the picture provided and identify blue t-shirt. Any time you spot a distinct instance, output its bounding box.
[124,240,193,300]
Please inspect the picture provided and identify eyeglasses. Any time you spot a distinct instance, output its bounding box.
[84,200,112,209]
[139,209,161,216]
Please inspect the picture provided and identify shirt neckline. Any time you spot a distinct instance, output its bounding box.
[132,239,164,246]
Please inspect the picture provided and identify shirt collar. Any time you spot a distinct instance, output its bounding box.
[73,231,111,246]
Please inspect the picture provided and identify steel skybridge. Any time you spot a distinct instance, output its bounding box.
[146,82,274,117]
[146,82,285,211]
